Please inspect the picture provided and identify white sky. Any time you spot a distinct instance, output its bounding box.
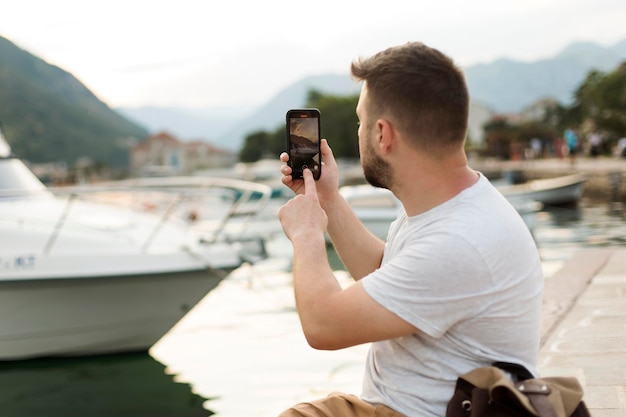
[2,0,625,109]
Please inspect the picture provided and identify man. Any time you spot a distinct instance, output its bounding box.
[564,128,579,165]
[277,42,543,417]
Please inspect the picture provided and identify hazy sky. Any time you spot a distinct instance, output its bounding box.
[2,0,625,110]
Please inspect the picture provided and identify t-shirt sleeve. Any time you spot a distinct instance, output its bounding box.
[361,232,496,339]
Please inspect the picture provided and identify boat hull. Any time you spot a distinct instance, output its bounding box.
[0,267,231,360]
[0,140,273,361]
[498,173,587,206]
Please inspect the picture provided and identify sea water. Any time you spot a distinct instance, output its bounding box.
[2,201,624,417]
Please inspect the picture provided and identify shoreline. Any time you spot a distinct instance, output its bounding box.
[341,156,626,204]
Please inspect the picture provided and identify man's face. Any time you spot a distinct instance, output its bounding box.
[357,85,393,190]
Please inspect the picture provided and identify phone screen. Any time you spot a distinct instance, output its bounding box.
[286,109,321,180]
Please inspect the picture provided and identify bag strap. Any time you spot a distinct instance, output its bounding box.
[492,361,535,381]
[517,380,560,417]
[492,362,562,417]
[492,362,590,417]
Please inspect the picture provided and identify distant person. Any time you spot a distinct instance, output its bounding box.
[564,128,579,165]
[277,41,543,417]
[530,137,543,159]
[588,131,602,157]
[617,137,626,159]
[554,136,566,159]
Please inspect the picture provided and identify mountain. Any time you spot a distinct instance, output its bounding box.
[3,33,623,163]
[116,104,255,141]
[118,73,361,152]
[464,40,626,112]
[0,36,148,167]
[215,73,360,150]
[120,38,626,152]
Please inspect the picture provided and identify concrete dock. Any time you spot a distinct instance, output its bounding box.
[470,156,626,415]
[539,248,626,416]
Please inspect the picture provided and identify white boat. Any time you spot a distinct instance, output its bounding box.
[339,185,402,240]
[0,130,272,360]
[497,173,587,206]
[338,183,541,240]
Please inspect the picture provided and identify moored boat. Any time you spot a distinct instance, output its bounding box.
[0,129,271,360]
[496,173,587,206]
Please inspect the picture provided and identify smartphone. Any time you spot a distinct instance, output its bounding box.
[286,108,321,180]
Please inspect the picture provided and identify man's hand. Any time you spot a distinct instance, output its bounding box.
[280,139,340,209]
[278,168,328,243]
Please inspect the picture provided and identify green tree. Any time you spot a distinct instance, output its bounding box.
[483,117,520,159]
[239,127,285,162]
[239,130,271,162]
[570,63,626,137]
[305,90,360,160]
[239,89,361,162]
[479,62,626,159]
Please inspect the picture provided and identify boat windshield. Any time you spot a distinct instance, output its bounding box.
[0,132,49,197]
[0,159,49,197]
[0,128,11,158]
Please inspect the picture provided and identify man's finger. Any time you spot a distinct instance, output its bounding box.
[302,168,318,197]
[320,139,336,167]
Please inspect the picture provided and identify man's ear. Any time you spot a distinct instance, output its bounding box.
[377,118,396,155]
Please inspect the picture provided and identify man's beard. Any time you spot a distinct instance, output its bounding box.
[362,137,393,190]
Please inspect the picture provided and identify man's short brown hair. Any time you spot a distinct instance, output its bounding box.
[351,42,469,154]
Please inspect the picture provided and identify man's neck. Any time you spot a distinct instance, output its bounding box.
[392,153,478,217]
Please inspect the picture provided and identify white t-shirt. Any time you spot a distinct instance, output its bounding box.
[360,173,543,417]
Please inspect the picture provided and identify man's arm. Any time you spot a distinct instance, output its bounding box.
[323,193,386,280]
[280,139,385,280]
[279,169,418,350]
